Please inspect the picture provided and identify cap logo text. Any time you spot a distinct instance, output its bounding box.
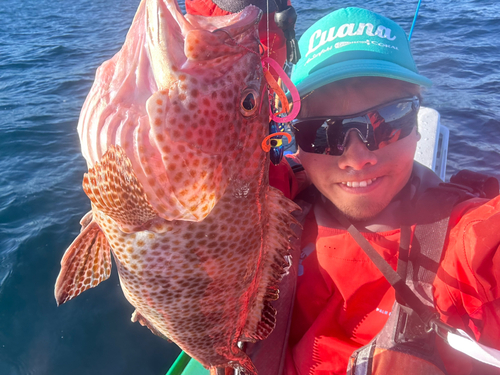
[306,23,397,57]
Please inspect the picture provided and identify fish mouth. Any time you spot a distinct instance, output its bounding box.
[146,0,262,89]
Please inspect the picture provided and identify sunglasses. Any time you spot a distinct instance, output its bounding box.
[291,96,420,156]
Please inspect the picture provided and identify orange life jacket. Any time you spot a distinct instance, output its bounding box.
[248,159,500,375]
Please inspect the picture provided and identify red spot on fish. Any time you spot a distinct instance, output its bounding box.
[178,93,186,101]
[179,75,186,81]
[191,89,199,98]
[156,134,164,142]
[155,118,162,126]
[186,130,193,139]
[156,99,163,105]
[174,172,182,182]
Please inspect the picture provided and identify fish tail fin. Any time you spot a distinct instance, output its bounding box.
[209,349,257,375]
[54,215,112,306]
[208,368,237,375]
[241,187,300,342]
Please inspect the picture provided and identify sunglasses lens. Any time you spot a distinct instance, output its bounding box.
[368,101,418,149]
[292,120,327,153]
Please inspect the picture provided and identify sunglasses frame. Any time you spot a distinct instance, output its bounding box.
[291,96,420,155]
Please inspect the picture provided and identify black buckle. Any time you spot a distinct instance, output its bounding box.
[427,318,459,342]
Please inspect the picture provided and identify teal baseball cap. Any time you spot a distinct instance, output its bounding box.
[291,7,432,97]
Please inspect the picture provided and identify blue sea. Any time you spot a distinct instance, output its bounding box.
[0,0,499,374]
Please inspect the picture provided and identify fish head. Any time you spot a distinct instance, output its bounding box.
[79,0,268,223]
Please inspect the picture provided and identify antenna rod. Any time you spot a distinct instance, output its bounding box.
[408,0,422,41]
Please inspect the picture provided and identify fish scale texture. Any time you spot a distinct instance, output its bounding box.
[88,153,298,372]
[55,0,299,373]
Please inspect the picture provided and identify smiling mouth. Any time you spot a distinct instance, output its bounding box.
[340,177,378,188]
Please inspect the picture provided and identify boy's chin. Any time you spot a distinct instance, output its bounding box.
[335,200,390,222]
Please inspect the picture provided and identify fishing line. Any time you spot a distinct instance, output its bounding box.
[266,0,270,65]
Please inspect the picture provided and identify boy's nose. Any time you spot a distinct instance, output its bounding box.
[337,131,378,171]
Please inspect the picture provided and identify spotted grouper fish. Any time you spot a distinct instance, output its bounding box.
[54,0,298,373]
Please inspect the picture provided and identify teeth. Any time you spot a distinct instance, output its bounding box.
[342,178,377,188]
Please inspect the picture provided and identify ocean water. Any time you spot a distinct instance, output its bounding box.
[0,0,499,374]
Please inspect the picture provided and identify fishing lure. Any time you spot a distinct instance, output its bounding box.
[261,56,300,164]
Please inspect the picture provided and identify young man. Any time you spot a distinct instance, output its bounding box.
[252,7,500,375]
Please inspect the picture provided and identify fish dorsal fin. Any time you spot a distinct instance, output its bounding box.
[55,217,111,305]
[241,186,300,342]
[83,145,160,233]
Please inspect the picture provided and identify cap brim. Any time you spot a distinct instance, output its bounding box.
[289,59,432,99]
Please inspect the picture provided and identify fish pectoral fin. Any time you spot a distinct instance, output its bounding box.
[131,310,171,342]
[54,220,111,306]
[79,210,93,230]
[83,145,160,233]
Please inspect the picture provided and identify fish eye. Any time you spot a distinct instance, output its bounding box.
[240,88,259,116]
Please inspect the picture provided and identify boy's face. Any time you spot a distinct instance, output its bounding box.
[296,77,421,221]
